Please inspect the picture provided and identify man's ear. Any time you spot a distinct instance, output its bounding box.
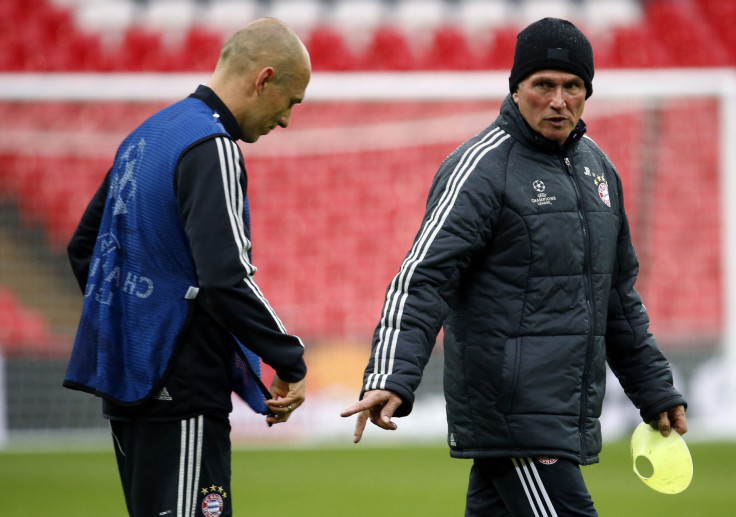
[255,67,275,94]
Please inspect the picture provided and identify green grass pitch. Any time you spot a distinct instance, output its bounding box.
[1,440,734,516]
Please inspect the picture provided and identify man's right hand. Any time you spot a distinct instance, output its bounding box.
[340,389,403,443]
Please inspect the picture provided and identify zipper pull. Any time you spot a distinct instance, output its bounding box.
[564,156,573,175]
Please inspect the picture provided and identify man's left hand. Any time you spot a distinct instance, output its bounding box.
[651,404,687,437]
[265,374,305,425]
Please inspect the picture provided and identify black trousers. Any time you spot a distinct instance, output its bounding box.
[110,414,232,517]
[465,457,598,516]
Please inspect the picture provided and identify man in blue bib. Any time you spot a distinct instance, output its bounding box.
[65,18,310,517]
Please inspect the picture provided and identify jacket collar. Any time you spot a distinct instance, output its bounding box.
[496,94,587,154]
[189,85,246,142]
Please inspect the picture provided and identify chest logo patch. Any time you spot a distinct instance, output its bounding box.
[593,174,611,207]
[598,182,611,207]
[531,180,557,206]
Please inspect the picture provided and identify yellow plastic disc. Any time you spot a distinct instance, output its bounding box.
[630,421,693,494]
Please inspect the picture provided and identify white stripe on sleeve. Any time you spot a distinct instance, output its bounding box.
[366,128,510,391]
[214,137,303,347]
[215,137,255,275]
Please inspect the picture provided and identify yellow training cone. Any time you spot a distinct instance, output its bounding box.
[630,421,693,494]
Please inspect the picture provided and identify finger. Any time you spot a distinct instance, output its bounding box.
[672,420,688,436]
[266,390,304,403]
[266,407,293,425]
[341,399,375,418]
[367,402,398,431]
[353,410,369,443]
[266,413,284,425]
[369,411,397,431]
[670,407,688,435]
[266,398,301,411]
[382,396,402,420]
[264,399,299,425]
[266,416,290,425]
[266,389,304,407]
[380,414,397,431]
[657,411,671,437]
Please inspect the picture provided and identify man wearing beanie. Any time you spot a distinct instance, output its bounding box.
[343,17,687,516]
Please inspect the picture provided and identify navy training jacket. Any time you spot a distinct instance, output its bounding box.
[362,95,686,465]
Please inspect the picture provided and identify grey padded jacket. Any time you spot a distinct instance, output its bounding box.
[361,95,686,465]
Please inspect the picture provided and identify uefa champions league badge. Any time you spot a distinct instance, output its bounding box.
[200,485,226,517]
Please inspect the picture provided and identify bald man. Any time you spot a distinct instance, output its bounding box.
[65,18,310,517]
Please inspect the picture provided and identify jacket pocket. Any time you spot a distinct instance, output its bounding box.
[495,337,521,413]
[495,336,586,416]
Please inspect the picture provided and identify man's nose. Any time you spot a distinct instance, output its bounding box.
[278,111,291,128]
[550,87,566,108]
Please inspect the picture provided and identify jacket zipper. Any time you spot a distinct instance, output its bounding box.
[563,155,594,463]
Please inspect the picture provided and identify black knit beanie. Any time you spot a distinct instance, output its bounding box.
[509,18,594,99]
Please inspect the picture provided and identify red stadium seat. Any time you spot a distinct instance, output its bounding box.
[117,28,172,71]
[305,26,356,71]
[16,310,53,347]
[0,0,22,19]
[645,0,732,66]
[608,24,675,68]
[360,26,418,71]
[0,5,24,70]
[15,1,78,70]
[175,27,226,71]
[693,0,736,64]
[0,41,23,70]
[56,32,105,71]
[0,154,20,195]
[0,287,17,315]
[0,287,53,356]
[423,26,480,70]
[584,31,615,69]
[480,26,519,70]
[4,0,736,72]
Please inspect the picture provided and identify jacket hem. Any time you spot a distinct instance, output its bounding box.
[449,448,599,466]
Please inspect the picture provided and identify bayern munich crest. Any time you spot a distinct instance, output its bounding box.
[592,173,611,207]
[537,457,558,465]
[200,486,227,517]
[598,182,611,207]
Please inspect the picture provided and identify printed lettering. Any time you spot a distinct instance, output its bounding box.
[121,272,154,299]
[122,272,137,294]
[95,286,113,305]
[105,266,121,286]
[110,138,145,215]
[136,277,154,298]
